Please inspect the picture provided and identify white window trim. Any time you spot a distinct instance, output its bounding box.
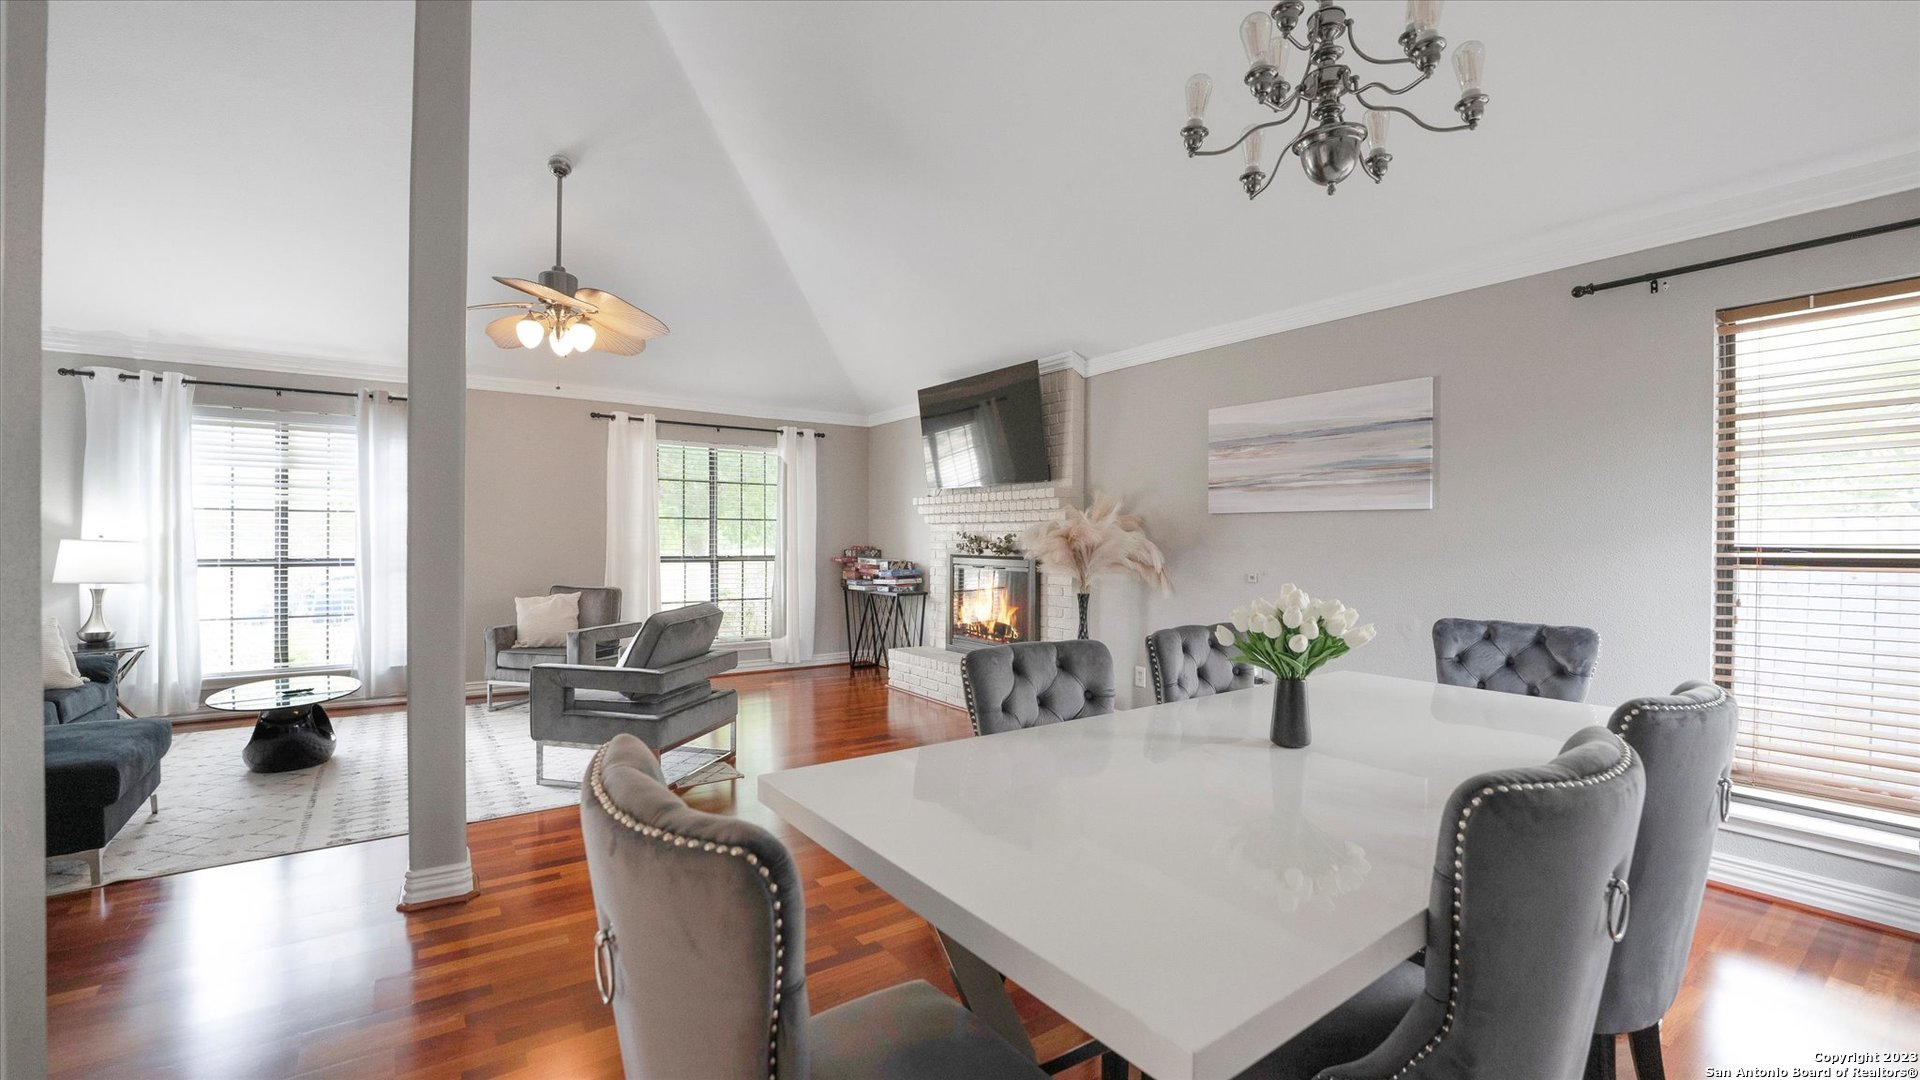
[1722,786,1920,874]
[657,439,782,644]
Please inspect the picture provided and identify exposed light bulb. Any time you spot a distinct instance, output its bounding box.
[566,320,598,353]
[514,315,544,349]
[1365,109,1391,151]
[1405,0,1443,33]
[1264,35,1289,78]
[1185,73,1213,122]
[549,326,575,357]
[1239,11,1271,64]
[1241,128,1265,172]
[1453,39,1485,94]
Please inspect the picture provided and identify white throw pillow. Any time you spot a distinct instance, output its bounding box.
[42,618,86,690]
[514,592,581,648]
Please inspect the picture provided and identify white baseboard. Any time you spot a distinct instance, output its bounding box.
[1710,850,1920,935]
[398,850,476,908]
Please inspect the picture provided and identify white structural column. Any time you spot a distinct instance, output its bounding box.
[399,0,476,909]
[0,3,48,1074]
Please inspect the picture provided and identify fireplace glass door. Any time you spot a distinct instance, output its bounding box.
[949,557,1036,651]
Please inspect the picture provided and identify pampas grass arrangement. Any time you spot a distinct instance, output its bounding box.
[1020,493,1170,638]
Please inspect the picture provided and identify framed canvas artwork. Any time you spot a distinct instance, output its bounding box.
[1207,376,1434,513]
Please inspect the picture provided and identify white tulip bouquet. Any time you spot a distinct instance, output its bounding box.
[1214,583,1376,681]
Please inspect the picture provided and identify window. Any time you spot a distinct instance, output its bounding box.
[193,410,357,676]
[1715,277,1920,819]
[658,443,780,641]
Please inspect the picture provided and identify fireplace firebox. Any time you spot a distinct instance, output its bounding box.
[948,555,1037,653]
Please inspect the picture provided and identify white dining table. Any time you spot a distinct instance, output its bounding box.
[758,670,1615,1080]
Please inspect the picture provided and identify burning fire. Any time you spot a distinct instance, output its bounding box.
[954,586,1023,644]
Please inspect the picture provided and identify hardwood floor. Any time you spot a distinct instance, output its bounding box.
[45,666,1920,1079]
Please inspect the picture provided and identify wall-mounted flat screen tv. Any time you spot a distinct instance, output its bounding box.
[918,360,1052,491]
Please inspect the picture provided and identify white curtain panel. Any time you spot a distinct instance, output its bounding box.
[605,411,660,621]
[771,426,818,664]
[354,390,408,698]
[79,368,201,715]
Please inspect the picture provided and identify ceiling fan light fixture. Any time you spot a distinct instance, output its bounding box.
[549,325,575,357]
[515,315,545,349]
[565,321,597,353]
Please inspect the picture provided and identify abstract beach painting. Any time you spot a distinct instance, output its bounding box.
[1207,377,1434,513]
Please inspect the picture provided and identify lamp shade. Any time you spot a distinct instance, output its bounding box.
[52,539,145,584]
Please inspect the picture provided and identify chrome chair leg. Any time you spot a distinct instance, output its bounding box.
[149,793,160,815]
[83,849,102,889]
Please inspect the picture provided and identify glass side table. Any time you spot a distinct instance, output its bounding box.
[71,642,148,717]
[207,674,360,773]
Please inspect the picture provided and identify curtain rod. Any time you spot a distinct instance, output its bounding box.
[589,411,827,438]
[1570,217,1920,298]
[57,367,406,402]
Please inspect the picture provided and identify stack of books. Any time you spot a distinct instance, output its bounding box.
[842,558,924,593]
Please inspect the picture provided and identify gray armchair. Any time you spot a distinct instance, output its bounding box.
[1236,727,1646,1079]
[580,734,1047,1080]
[484,585,623,709]
[1433,617,1601,702]
[961,640,1115,736]
[1145,623,1258,704]
[1589,681,1738,1080]
[529,602,738,787]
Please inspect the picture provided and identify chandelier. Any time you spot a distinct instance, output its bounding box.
[1180,0,1487,198]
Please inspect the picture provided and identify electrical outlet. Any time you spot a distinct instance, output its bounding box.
[1134,665,1149,689]
[1245,571,1262,583]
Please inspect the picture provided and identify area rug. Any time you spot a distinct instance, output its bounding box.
[45,701,741,895]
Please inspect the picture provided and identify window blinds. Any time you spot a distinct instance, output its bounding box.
[192,410,358,675]
[1714,276,1920,818]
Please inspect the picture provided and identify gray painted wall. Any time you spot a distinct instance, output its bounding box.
[866,192,1920,899]
[40,353,869,691]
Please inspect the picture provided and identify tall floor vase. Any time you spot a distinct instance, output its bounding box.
[1076,593,1090,640]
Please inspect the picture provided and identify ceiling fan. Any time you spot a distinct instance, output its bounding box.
[469,154,668,357]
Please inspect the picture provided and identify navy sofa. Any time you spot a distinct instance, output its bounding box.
[44,653,172,887]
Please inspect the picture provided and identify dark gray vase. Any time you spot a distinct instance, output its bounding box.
[1270,679,1310,748]
[1076,593,1090,640]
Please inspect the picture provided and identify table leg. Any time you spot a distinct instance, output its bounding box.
[935,930,1036,1060]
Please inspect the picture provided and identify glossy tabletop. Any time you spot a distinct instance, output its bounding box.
[205,674,361,713]
[758,670,1614,1080]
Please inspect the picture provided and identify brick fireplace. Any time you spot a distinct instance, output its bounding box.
[887,354,1086,708]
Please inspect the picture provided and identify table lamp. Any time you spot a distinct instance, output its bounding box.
[52,539,145,647]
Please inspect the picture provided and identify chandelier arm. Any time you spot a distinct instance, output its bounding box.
[1281,111,1319,156]
[1352,91,1475,134]
[1266,84,1303,113]
[1190,103,1304,157]
[1341,22,1419,68]
[1353,69,1433,98]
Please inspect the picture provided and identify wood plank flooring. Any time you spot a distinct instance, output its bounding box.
[45,666,1920,1078]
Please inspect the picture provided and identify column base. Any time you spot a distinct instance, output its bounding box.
[397,850,477,911]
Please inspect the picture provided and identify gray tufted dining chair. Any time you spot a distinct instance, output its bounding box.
[1433,617,1601,702]
[1588,681,1738,1080]
[961,640,1116,736]
[1145,624,1258,704]
[580,734,1049,1080]
[1235,726,1646,1080]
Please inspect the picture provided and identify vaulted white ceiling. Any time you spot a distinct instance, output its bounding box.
[43,0,1920,425]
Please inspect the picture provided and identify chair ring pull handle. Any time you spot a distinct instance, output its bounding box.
[1605,877,1632,943]
[1717,777,1733,824]
[593,927,617,1005]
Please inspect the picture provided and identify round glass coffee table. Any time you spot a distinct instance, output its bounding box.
[208,675,359,773]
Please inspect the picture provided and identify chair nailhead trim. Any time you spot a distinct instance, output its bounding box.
[588,744,790,1079]
[1321,732,1637,1080]
[1145,637,1168,704]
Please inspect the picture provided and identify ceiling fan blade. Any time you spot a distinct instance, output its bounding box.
[494,275,597,313]
[576,287,668,339]
[482,313,534,349]
[468,301,538,311]
[585,319,650,356]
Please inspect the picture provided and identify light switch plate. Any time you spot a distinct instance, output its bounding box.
[1134,665,1149,688]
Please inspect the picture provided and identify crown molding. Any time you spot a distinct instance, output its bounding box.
[1081,151,1920,379]
[42,329,406,386]
[864,401,919,427]
[462,372,871,428]
[43,329,872,428]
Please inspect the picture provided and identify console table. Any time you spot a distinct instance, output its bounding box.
[842,587,927,671]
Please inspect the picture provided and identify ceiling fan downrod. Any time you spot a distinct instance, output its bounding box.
[540,154,578,296]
